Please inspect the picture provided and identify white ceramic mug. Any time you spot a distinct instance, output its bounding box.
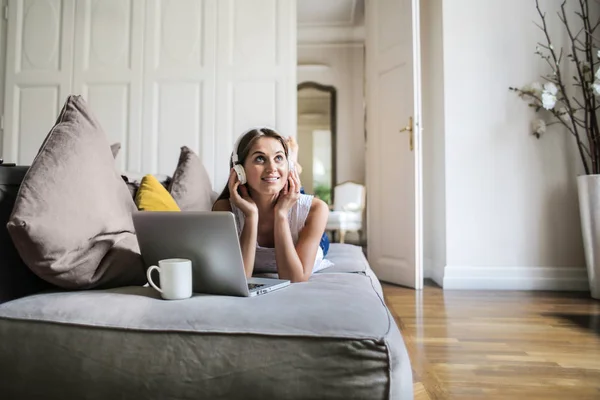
[147,258,193,300]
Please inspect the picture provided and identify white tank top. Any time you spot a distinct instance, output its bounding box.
[229,194,333,275]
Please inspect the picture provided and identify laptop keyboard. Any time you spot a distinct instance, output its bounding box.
[248,283,266,290]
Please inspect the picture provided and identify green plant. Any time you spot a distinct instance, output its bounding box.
[313,184,331,204]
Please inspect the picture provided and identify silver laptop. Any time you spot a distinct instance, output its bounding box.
[132,211,290,297]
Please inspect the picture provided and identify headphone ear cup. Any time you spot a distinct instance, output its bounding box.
[233,164,247,185]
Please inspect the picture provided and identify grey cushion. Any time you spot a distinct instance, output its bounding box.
[168,146,214,211]
[6,95,147,290]
[255,243,368,280]
[315,243,368,274]
[0,247,413,399]
[0,167,54,304]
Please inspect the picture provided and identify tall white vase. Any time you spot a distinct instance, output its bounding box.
[577,175,600,299]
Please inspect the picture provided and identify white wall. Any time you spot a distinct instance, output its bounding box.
[421,0,446,285]
[312,129,333,187]
[441,0,589,290]
[297,126,314,192]
[297,44,365,185]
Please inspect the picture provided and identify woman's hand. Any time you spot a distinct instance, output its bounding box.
[275,168,301,216]
[229,169,258,218]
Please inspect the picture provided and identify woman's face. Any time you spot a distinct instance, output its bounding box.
[243,137,289,195]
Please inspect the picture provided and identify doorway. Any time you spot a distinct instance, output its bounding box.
[362,0,424,289]
[296,82,337,205]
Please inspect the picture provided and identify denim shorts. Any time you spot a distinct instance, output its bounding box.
[319,232,330,257]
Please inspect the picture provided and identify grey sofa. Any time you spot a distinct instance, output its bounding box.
[0,166,414,400]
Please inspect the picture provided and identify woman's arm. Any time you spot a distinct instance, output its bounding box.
[274,198,329,283]
[212,199,258,278]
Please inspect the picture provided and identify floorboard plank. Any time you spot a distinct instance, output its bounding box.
[382,282,600,399]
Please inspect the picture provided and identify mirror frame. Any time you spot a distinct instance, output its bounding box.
[297,81,337,204]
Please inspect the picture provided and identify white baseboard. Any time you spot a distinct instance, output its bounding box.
[423,257,445,287]
[431,265,445,288]
[442,266,590,291]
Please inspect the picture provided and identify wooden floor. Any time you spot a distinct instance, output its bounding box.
[382,281,600,400]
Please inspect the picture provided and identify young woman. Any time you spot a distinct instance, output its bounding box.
[212,127,332,282]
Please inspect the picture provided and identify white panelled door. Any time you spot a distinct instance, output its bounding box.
[3,0,75,164]
[366,0,423,289]
[2,0,296,189]
[3,0,145,170]
[73,0,145,172]
[214,0,296,191]
[143,0,217,178]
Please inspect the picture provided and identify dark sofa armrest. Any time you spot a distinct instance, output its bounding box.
[0,166,53,304]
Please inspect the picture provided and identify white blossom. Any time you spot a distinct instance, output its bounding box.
[542,91,557,110]
[531,82,543,93]
[544,82,558,95]
[597,50,600,59]
[520,82,544,106]
[532,119,546,137]
[593,81,600,96]
[521,82,543,94]
[595,67,600,80]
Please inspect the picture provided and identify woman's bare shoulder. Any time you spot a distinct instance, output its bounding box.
[212,198,232,212]
[309,197,329,215]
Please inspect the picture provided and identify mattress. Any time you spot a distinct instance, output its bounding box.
[0,245,413,399]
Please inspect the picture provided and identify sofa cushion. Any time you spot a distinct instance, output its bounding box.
[252,244,367,281]
[0,271,413,399]
[135,175,180,211]
[168,146,214,211]
[6,95,147,290]
[314,243,368,274]
[110,142,121,158]
[0,167,54,304]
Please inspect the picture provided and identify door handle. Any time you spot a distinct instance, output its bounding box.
[399,116,413,151]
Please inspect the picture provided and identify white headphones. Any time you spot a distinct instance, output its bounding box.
[231,127,294,185]
[231,130,248,184]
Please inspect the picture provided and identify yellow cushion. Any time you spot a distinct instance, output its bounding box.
[135,175,181,211]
